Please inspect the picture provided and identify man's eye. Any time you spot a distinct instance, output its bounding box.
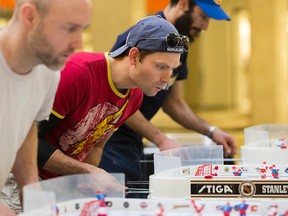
[65,26,77,33]
[170,70,177,78]
[157,65,166,70]
[202,15,209,20]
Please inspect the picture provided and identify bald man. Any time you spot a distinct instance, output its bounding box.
[0,0,92,214]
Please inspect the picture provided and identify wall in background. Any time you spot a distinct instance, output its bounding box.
[1,0,287,127]
[184,0,288,125]
[146,0,169,14]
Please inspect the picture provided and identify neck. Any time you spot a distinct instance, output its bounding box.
[0,24,37,75]
[109,56,133,93]
[163,4,180,25]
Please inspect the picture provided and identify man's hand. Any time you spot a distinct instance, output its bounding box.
[157,136,182,151]
[43,149,126,195]
[76,167,126,197]
[210,128,237,157]
[0,204,16,216]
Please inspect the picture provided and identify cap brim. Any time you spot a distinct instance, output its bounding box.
[110,44,129,57]
[196,2,231,21]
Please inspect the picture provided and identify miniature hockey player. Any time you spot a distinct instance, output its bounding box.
[80,192,108,216]
[95,192,107,216]
[191,199,205,216]
[212,166,219,176]
[156,203,165,216]
[260,162,268,179]
[234,200,249,216]
[269,164,279,179]
[276,138,287,149]
[232,166,242,176]
[266,205,278,216]
[96,201,108,216]
[217,202,233,216]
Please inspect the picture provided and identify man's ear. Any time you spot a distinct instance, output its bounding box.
[178,0,190,11]
[128,47,140,65]
[20,3,38,28]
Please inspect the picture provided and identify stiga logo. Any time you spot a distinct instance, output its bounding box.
[198,184,233,194]
[191,181,243,197]
[191,180,288,198]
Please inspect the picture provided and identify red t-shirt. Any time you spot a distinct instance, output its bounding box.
[40,52,143,178]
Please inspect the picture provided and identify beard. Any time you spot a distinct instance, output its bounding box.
[174,12,201,44]
[28,20,72,70]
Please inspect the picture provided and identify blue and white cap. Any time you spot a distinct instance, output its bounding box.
[110,15,185,57]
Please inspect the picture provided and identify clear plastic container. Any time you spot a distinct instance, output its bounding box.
[153,145,223,174]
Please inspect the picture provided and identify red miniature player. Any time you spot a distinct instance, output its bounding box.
[212,166,219,176]
[277,138,287,149]
[52,205,59,216]
[156,203,165,216]
[96,201,108,216]
[95,192,108,216]
[80,192,108,216]
[266,205,278,216]
[191,199,205,215]
[260,162,268,179]
[232,166,242,176]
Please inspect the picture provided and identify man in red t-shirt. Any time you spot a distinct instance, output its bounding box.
[37,15,189,191]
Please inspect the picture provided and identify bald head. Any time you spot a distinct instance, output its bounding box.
[14,0,48,18]
[4,0,92,72]
[14,0,92,20]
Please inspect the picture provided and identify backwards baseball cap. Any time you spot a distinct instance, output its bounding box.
[110,15,189,58]
[194,0,230,21]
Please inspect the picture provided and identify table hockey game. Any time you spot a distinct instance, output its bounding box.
[20,169,288,216]
[20,124,288,216]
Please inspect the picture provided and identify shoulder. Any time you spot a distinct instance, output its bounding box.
[61,52,107,77]
[68,52,106,67]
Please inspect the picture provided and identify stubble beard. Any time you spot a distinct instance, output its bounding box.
[29,21,66,70]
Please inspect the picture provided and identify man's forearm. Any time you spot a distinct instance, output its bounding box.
[44,150,125,193]
[163,95,211,135]
[83,132,113,166]
[37,114,60,168]
[125,111,168,145]
[0,204,17,216]
[12,123,39,189]
[162,81,212,136]
[43,149,98,175]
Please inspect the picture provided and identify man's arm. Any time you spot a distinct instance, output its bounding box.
[124,111,181,151]
[38,114,111,175]
[42,132,124,191]
[162,80,237,156]
[83,132,113,167]
[44,133,113,175]
[11,123,39,201]
[37,114,91,175]
[0,204,17,216]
